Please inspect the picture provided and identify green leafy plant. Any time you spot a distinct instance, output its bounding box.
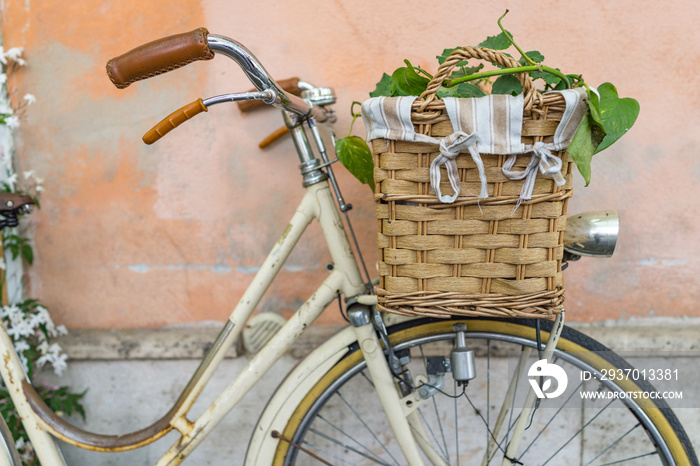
[0,45,86,465]
[335,102,375,192]
[335,10,640,188]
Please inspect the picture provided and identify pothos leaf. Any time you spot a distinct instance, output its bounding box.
[518,50,545,65]
[391,60,430,96]
[436,83,486,99]
[369,73,394,97]
[478,31,513,50]
[335,136,375,192]
[449,63,485,80]
[436,47,469,68]
[491,75,522,96]
[568,114,596,186]
[530,68,562,86]
[586,88,607,148]
[593,82,640,153]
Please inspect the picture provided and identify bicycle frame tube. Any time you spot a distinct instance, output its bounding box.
[152,179,365,464]
[0,179,365,465]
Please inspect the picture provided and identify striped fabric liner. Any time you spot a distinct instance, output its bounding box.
[443,94,526,154]
[544,87,588,150]
[361,89,588,203]
[361,96,419,142]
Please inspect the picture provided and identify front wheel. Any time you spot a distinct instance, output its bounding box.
[272,318,697,466]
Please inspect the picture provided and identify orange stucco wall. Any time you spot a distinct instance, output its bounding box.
[2,0,699,329]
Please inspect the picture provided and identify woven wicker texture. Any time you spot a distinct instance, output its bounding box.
[373,47,575,319]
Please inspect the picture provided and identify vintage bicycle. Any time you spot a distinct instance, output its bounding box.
[0,28,695,465]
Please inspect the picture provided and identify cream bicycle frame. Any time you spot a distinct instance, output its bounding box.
[0,179,375,465]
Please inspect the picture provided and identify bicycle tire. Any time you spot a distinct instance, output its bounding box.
[272,317,697,466]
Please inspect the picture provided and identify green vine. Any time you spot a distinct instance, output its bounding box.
[335,10,640,189]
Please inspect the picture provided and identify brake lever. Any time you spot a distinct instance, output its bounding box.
[142,90,274,145]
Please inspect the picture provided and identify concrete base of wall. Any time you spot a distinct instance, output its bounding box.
[36,319,700,465]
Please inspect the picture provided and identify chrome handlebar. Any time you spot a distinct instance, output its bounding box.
[207,35,331,122]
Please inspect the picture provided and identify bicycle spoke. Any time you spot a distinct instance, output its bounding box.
[277,321,692,466]
[417,405,449,461]
[335,391,401,465]
[597,451,659,465]
[306,428,392,465]
[541,399,616,465]
[315,415,388,464]
[465,391,508,461]
[484,346,531,465]
[584,422,641,466]
[408,411,450,464]
[420,345,450,462]
[360,369,375,388]
[519,381,585,458]
[486,339,491,459]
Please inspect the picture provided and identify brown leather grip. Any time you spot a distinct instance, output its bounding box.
[107,28,214,89]
[143,98,207,144]
[258,126,290,149]
[237,77,302,112]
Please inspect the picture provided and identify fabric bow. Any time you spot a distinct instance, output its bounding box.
[502,141,566,202]
[429,131,488,203]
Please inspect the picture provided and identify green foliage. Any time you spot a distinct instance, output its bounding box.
[335,136,375,192]
[362,15,640,186]
[2,233,34,264]
[369,73,393,97]
[0,384,85,465]
[519,51,544,65]
[0,45,85,462]
[593,83,640,153]
[491,75,523,96]
[478,31,513,50]
[568,115,597,186]
[41,385,87,420]
[391,60,431,96]
[437,83,485,99]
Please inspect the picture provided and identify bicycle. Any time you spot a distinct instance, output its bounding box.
[0,27,696,466]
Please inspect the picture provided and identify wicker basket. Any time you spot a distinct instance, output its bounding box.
[371,47,581,319]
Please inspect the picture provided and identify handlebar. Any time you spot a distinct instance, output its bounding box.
[106,29,330,122]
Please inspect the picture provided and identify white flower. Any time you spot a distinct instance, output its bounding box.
[13,340,30,353]
[0,47,6,65]
[4,47,24,61]
[23,93,36,105]
[51,353,67,376]
[1,304,21,318]
[0,257,5,270]
[56,325,68,336]
[37,352,52,366]
[15,58,27,67]
[0,74,6,84]
[23,170,35,179]
[5,172,17,188]
[36,185,44,192]
[38,340,49,354]
[8,320,34,340]
[4,115,19,129]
